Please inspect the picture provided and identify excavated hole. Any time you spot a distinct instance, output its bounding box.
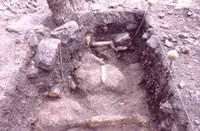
[4,11,173,131]
[36,11,172,131]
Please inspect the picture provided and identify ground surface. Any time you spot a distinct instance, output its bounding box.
[0,0,200,131]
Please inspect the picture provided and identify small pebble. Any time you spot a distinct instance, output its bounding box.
[160,23,170,29]
[193,59,200,63]
[181,47,190,54]
[15,51,20,55]
[142,33,149,40]
[178,33,189,39]
[168,10,173,15]
[15,38,21,44]
[165,40,174,48]
[195,120,200,125]
[159,13,165,19]
[108,2,118,8]
[178,80,186,89]
[91,4,101,11]
[187,10,193,16]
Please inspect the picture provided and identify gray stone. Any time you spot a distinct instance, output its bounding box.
[27,65,39,79]
[6,13,48,34]
[146,15,155,28]
[15,38,22,44]
[146,35,159,49]
[178,33,189,39]
[71,12,95,33]
[164,40,174,48]
[75,53,103,92]
[181,46,190,54]
[35,38,61,71]
[51,21,80,44]
[25,30,38,48]
[160,101,173,114]
[113,32,131,47]
[160,23,170,29]
[142,32,150,40]
[102,64,126,92]
[34,25,51,37]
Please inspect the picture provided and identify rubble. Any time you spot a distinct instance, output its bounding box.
[35,38,61,71]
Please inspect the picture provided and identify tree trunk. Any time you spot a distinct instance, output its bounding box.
[47,0,85,25]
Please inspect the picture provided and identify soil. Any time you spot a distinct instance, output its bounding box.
[0,0,200,131]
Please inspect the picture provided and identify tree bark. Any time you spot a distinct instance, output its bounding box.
[47,0,85,25]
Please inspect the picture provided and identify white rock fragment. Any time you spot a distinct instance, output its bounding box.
[164,40,174,48]
[108,2,118,8]
[179,80,185,89]
[91,4,101,11]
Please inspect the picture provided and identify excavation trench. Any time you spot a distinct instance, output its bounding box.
[3,11,176,131]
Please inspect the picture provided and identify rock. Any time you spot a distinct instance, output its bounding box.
[159,13,165,19]
[160,23,170,29]
[6,13,47,34]
[95,46,115,60]
[34,25,51,37]
[113,32,131,47]
[25,30,38,48]
[178,80,187,89]
[126,23,137,30]
[164,40,174,48]
[187,10,193,16]
[101,64,126,92]
[51,21,80,45]
[142,33,149,40]
[91,4,101,11]
[181,46,190,54]
[75,53,103,92]
[108,2,118,8]
[48,84,62,98]
[0,5,7,11]
[146,35,159,49]
[15,51,20,56]
[191,33,200,40]
[161,33,169,41]
[146,15,155,28]
[160,101,173,114]
[178,33,189,39]
[195,120,200,125]
[168,10,173,15]
[27,65,39,79]
[15,38,22,44]
[37,98,85,131]
[193,59,200,63]
[35,38,61,71]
